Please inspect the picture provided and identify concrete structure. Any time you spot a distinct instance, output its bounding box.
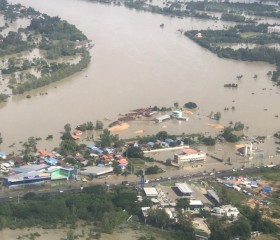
[189,199,204,210]
[172,110,183,118]
[174,148,206,164]
[212,205,240,218]
[143,187,159,197]
[171,110,188,121]
[153,115,171,123]
[244,143,253,157]
[268,26,280,34]
[207,189,220,205]
[80,166,113,176]
[3,165,74,187]
[175,182,193,196]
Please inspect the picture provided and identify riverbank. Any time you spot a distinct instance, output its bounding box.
[1,0,278,155]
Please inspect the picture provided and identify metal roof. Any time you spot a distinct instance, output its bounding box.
[143,187,158,197]
[80,166,113,176]
[154,115,171,121]
[11,164,49,174]
[207,189,220,203]
[175,183,193,194]
[189,200,203,206]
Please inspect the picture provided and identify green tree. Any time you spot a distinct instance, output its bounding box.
[155,131,168,141]
[86,121,94,130]
[202,136,216,145]
[59,139,78,155]
[230,217,251,240]
[100,129,112,148]
[125,146,144,158]
[233,121,244,131]
[95,120,104,130]
[222,127,240,143]
[184,102,197,109]
[220,186,230,205]
[209,218,231,240]
[147,208,170,229]
[64,123,71,133]
[176,198,190,211]
[0,133,2,144]
[213,112,221,120]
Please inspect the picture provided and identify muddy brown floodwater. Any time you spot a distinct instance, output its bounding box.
[0,0,279,155]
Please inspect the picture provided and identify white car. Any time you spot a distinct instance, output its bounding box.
[232,169,236,172]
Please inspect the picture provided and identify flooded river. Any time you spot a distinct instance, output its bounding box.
[1,0,279,155]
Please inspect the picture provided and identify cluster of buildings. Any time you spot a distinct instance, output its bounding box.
[153,110,188,123]
[216,175,273,198]
[0,143,130,188]
[267,26,280,34]
[141,182,205,221]
[211,205,240,219]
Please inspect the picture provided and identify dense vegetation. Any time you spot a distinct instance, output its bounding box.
[184,102,197,109]
[0,185,200,239]
[0,3,91,99]
[0,186,136,232]
[185,1,280,19]
[11,49,91,94]
[185,23,280,85]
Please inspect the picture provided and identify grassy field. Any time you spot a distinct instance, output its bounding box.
[210,182,247,205]
[240,32,264,38]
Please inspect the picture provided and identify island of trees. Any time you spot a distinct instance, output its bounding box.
[0,0,91,101]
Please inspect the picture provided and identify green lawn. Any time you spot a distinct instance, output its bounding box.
[210,182,247,205]
[240,32,264,38]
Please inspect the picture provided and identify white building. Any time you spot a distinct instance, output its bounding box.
[174,148,206,164]
[143,187,159,197]
[212,205,240,218]
[175,182,193,196]
[268,26,280,34]
[171,110,188,121]
[189,200,204,210]
[153,115,171,123]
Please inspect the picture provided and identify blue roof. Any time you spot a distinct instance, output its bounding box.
[263,186,272,192]
[45,157,57,166]
[88,144,103,154]
[95,148,103,154]
[88,144,96,150]
[0,152,7,156]
[97,164,104,167]
[161,142,169,147]
[105,148,113,154]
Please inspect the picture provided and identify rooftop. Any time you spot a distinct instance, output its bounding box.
[143,187,159,197]
[175,183,193,194]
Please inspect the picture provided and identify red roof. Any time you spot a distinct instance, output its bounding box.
[117,158,128,165]
[182,149,198,155]
[71,135,80,140]
[39,149,48,156]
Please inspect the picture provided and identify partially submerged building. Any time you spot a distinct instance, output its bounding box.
[174,148,206,164]
[153,115,171,123]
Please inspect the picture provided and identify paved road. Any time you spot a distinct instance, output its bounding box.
[0,158,279,201]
